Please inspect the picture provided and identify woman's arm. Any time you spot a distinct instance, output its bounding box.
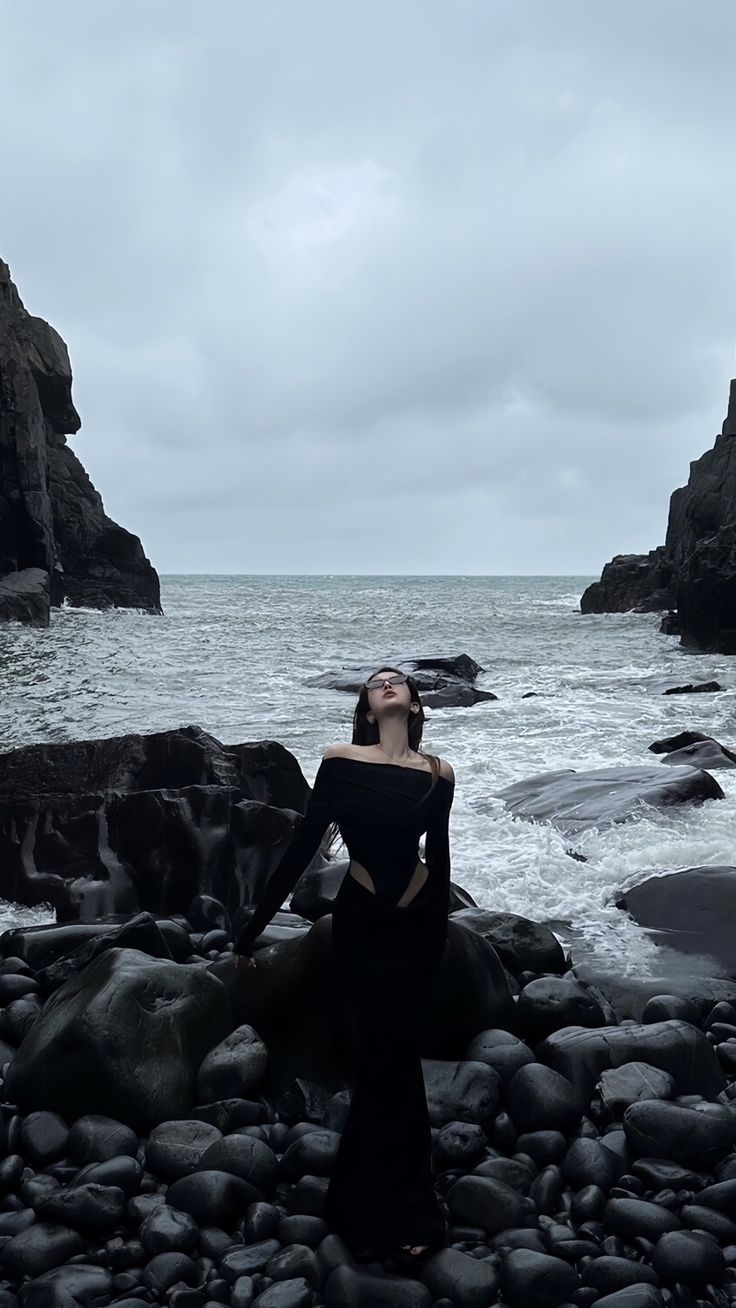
[234,756,335,957]
[424,764,455,920]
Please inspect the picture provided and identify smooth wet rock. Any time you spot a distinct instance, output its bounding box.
[623,1100,736,1167]
[6,949,231,1130]
[277,1130,339,1181]
[16,1263,113,1308]
[421,1246,499,1306]
[603,1198,682,1240]
[139,1204,199,1256]
[517,977,606,1043]
[581,1256,659,1295]
[146,1120,223,1180]
[494,765,723,835]
[432,1121,486,1172]
[595,1062,675,1120]
[276,1215,327,1248]
[591,1288,663,1308]
[446,1174,533,1234]
[448,910,566,977]
[422,1059,500,1126]
[536,1019,724,1099]
[696,1178,736,1217]
[221,1240,282,1280]
[508,1063,584,1135]
[265,1243,319,1287]
[324,1263,432,1307]
[166,1170,259,1227]
[0,995,43,1045]
[73,1155,142,1196]
[252,1279,313,1308]
[561,1138,619,1191]
[651,1229,725,1287]
[658,739,736,770]
[197,1133,277,1193]
[143,1251,198,1294]
[465,1029,536,1087]
[67,1114,138,1164]
[35,1182,126,1232]
[196,1026,268,1102]
[498,1248,579,1306]
[242,1201,280,1244]
[19,1113,69,1166]
[0,1223,84,1278]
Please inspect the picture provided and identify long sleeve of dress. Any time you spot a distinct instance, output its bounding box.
[424,778,455,920]
[234,758,335,956]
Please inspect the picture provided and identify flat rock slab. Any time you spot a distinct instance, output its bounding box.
[495,765,723,834]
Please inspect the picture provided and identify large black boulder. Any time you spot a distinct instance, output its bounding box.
[5,948,231,1129]
[0,727,325,920]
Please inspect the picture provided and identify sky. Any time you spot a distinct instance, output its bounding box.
[1,0,735,576]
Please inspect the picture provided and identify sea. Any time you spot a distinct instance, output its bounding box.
[1,575,734,977]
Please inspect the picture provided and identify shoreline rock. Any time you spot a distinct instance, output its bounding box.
[0,257,161,621]
[580,377,736,655]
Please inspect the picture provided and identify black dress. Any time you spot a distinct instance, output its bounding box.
[234,753,456,1257]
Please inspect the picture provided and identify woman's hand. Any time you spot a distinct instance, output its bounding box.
[235,953,257,971]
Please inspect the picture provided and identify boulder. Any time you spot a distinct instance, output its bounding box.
[616,867,736,971]
[304,654,496,708]
[5,948,231,1129]
[517,976,606,1043]
[448,909,565,976]
[536,1019,724,1100]
[495,765,723,834]
[657,739,736,770]
[0,727,322,919]
[623,1100,736,1168]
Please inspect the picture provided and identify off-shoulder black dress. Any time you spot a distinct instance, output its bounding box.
[235,753,455,1258]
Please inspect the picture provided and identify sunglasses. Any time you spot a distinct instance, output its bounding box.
[365,673,408,691]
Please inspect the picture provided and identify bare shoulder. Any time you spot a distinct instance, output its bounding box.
[322,742,357,761]
[437,757,455,783]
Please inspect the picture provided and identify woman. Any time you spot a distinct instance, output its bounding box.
[234,666,456,1270]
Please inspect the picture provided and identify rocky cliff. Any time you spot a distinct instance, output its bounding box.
[0,259,161,625]
[581,379,736,654]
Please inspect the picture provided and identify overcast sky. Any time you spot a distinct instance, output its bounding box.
[2,1,735,575]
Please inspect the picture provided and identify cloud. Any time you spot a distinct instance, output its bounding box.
[1,0,735,572]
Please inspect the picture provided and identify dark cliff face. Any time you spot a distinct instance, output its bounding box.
[665,382,736,654]
[0,258,161,623]
[580,379,736,655]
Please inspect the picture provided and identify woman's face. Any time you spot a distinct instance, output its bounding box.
[366,668,413,716]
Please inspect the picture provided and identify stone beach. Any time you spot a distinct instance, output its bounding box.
[0,725,735,1306]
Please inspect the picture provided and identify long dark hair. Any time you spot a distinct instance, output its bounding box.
[321,665,442,856]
